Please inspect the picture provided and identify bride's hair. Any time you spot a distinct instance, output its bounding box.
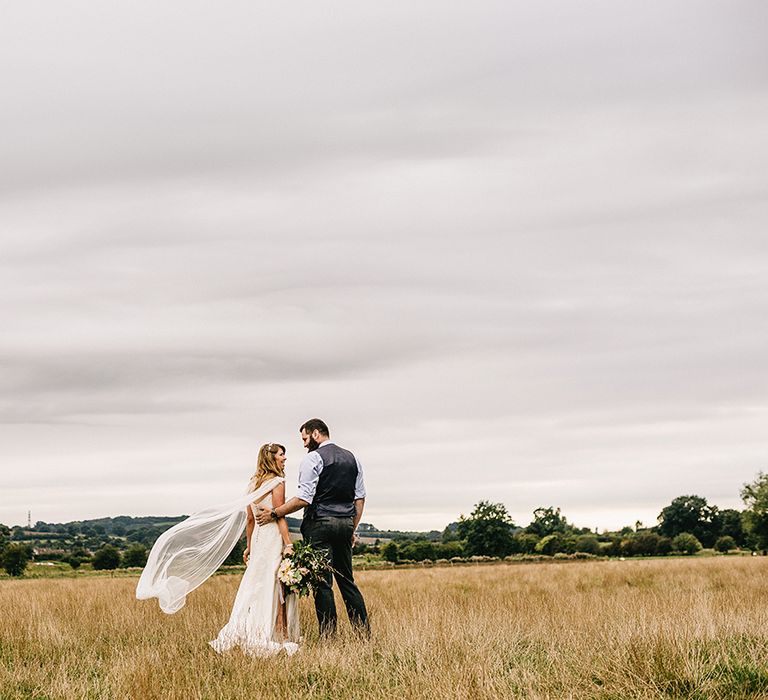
[248,442,286,491]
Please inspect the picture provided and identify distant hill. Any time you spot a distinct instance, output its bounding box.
[13,514,409,539]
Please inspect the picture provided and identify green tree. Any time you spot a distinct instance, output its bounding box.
[632,532,662,556]
[672,532,702,555]
[122,544,148,568]
[435,541,464,559]
[535,534,564,556]
[400,541,437,561]
[574,535,600,555]
[741,472,768,552]
[458,501,515,558]
[620,538,636,557]
[599,537,622,557]
[0,524,10,549]
[441,522,460,543]
[718,509,745,546]
[2,543,32,577]
[513,533,540,554]
[92,545,121,570]
[714,535,737,553]
[526,507,569,537]
[381,542,399,562]
[657,495,720,547]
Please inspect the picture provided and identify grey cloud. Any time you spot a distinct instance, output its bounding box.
[2,1,768,528]
[2,2,767,191]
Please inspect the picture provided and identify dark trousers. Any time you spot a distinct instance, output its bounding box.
[301,516,369,637]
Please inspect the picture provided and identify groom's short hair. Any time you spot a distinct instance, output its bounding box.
[300,418,329,436]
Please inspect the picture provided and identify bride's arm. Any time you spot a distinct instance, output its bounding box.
[244,506,255,563]
[271,482,294,553]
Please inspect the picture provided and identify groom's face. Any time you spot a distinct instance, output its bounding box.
[301,429,320,451]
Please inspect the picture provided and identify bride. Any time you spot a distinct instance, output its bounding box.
[136,442,300,657]
[210,442,299,656]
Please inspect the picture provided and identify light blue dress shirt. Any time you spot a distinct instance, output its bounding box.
[296,440,366,504]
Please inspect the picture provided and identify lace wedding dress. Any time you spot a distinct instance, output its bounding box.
[209,487,300,657]
[136,476,300,657]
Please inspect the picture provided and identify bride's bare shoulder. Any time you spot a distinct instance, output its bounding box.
[250,477,285,506]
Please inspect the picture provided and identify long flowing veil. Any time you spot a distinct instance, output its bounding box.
[136,477,283,614]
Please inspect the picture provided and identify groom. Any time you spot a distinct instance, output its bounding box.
[255,418,370,637]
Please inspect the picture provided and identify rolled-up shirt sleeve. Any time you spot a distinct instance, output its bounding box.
[296,452,323,504]
[354,457,366,499]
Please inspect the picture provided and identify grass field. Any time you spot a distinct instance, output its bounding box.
[2,557,768,699]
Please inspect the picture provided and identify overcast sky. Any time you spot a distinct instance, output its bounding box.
[2,1,767,532]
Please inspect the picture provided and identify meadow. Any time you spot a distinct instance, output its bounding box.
[2,557,768,699]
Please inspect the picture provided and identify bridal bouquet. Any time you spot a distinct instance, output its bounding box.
[277,541,330,597]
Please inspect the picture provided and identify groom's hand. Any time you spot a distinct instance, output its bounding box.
[254,506,273,526]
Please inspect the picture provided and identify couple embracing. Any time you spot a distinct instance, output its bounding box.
[137,418,370,657]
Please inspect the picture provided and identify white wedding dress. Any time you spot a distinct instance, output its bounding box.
[136,476,300,657]
[209,487,300,657]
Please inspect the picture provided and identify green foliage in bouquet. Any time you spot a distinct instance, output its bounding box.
[277,540,330,597]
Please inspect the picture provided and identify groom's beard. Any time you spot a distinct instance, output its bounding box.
[306,436,320,451]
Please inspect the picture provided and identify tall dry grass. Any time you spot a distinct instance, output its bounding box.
[2,557,768,699]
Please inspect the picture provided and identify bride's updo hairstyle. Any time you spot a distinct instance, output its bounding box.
[248,442,286,492]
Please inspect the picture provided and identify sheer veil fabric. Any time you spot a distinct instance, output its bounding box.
[136,477,283,615]
[136,476,300,657]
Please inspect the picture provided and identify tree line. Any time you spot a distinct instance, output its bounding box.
[360,472,768,564]
[3,472,768,575]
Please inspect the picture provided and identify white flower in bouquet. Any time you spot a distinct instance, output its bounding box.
[277,559,294,584]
